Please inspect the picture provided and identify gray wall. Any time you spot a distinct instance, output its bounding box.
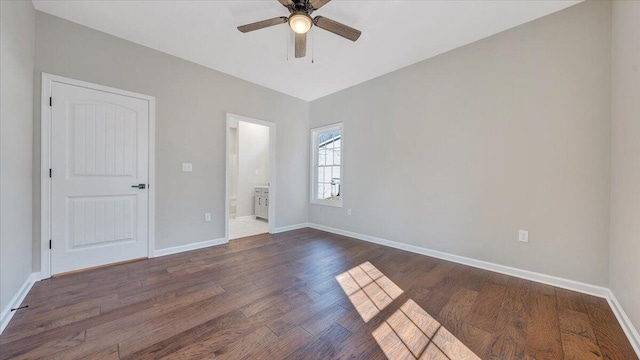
[1,1,35,311]
[310,1,612,286]
[610,0,640,333]
[33,12,310,268]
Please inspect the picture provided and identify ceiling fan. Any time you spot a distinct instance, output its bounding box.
[237,0,361,59]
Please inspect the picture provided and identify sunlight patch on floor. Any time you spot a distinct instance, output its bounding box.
[373,299,480,360]
[335,261,403,322]
[336,261,480,360]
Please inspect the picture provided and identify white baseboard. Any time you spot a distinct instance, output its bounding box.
[307,222,640,357]
[607,291,640,356]
[308,222,609,298]
[1,272,41,334]
[153,238,228,257]
[272,222,310,234]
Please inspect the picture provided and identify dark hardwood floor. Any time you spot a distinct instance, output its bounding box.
[0,228,636,359]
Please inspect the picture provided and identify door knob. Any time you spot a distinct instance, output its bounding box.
[131,184,146,189]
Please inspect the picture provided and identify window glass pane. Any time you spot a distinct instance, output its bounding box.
[318,130,340,144]
[331,169,340,198]
[317,167,324,184]
[325,147,334,166]
[318,148,326,166]
[333,147,341,165]
[324,168,333,183]
[321,183,331,200]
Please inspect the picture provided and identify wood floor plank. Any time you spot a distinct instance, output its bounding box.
[1,306,100,344]
[250,326,313,360]
[556,288,588,314]
[371,321,415,360]
[121,310,248,359]
[77,344,120,360]
[285,323,352,360]
[420,342,449,360]
[0,229,636,360]
[561,331,603,360]
[336,309,367,334]
[266,286,347,336]
[301,303,351,336]
[448,264,491,292]
[216,326,278,359]
[582,295,639,360]
[431,325,481,359]
[487,277,531,359]
[85,284,226,340]
[116,285,280,357]
[559,308,598,341]
[457,323,494,358]
[524,282,563,360]
[6,331,86,360]
[437,287,477,331]
[437,287,491,358]
[466,280,508,332]
[420,276,461,317]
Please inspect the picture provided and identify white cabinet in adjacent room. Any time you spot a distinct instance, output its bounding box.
[254,186,269,220]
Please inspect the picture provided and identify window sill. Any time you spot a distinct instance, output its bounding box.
[311,200,343,208]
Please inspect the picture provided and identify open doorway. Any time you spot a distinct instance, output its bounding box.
[226,113,276,240]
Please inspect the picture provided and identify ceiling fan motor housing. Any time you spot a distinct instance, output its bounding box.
[292,0,314,14]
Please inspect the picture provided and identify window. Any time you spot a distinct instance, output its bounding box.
[311,123,342,207]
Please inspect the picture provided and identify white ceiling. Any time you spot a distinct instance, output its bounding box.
[33,0,581,101]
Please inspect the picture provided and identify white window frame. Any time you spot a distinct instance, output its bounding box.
[310,122,343,207]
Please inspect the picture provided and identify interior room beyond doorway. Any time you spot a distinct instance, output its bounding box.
[228,117,270,240]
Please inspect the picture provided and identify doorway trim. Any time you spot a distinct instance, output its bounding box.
[225,113,276,240]
[40,73,156,279]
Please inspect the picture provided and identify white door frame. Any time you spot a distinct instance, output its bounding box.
[225,113,276,240]
[40,73,156,279]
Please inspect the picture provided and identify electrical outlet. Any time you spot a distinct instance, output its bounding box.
[182,163,193,172]
[347,208,352,216]
[204,213,211,222]
[518,230,528,243]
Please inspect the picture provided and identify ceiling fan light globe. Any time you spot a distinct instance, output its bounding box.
[289,13,312,34]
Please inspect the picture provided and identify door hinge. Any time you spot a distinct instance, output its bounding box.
[49,168,52,178]
[49,97,52,107]
[49,240,52,249]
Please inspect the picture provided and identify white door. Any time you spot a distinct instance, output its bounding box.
[50,82,149,275]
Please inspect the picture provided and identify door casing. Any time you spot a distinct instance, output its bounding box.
[40,73,156,279]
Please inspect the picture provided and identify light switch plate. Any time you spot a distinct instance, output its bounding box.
[518,230,529,243]
[204,213,211,222]
[182,163,193,172]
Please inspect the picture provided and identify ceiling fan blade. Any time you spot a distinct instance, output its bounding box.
[237,17,288,33]
[309,0,331,10]
[314,16,361,41]
[278,0,294,7]
[295,32,307,58]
